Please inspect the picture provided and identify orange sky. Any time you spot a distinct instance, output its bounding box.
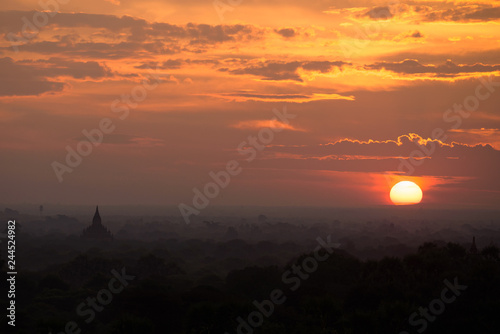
[1,0,500,208]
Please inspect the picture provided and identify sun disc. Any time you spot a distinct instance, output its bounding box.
[390,181,423,205]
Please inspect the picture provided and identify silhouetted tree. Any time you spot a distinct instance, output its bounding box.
[481,245,500,261]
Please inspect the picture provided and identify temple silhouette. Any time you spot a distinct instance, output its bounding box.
[81,206,113,240]
[470,236,478,254]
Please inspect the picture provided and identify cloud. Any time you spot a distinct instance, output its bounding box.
[464,6,500,21]
[449,128,500,136]
[393,30,424,42]
[374,48,500,66]
[364,6,393,20]
[0,11,148,35]
[262,133,480,160]
[410,31,423,38]
[135,59,183,70]
[448,128,500,150]
[208,91,354,103]
[231,119,304,131]
[264,133,455,159]
[365,59,500,77]
[13,40,181,59]
[134,58,220,70]
[423,5,500,23]
[351,3,500,23]
[275,28,296,38]
[75,133,164,146]
[227,60,349,81]
[0,57,112,97]
[244,133,500,195]
[0,11,263,56]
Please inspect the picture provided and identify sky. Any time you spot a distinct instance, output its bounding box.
[1,0,499,209]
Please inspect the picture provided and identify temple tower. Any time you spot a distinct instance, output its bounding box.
[81,206,113,240]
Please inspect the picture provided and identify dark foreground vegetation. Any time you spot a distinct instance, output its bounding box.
[2,240,499,334]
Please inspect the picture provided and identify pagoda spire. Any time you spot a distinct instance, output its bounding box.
[470,236,478,254]
[82,205,112,240]
[92,206,102,225]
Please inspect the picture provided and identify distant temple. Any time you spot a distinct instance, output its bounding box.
[470,236,478,254]
[81,206,113,240]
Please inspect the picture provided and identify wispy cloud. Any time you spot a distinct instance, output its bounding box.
[0,57,113,97]
[231,119,305,131]
[365,59,500,78]
[209,92,355,103]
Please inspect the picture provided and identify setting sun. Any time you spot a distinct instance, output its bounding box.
[390,181,423,205]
